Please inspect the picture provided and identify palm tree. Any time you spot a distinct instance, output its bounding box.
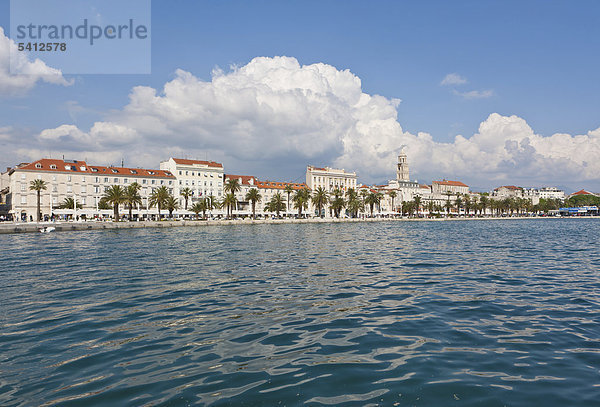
[479,194,489,216]
[190,201,204,219]
[311,187,329,218]
[455,195,463,216]
[330,195,345,218]
[266,193,286,217]
[225,178,241,194]
[59,197,83,210]
[346,188,360,218]
[413,195,422,217]
[464,195,472,216]
[426,200,435,217]
[293,188,311,217]
[284,184,294,215]
[29,179,47,222]
[180,187,193,210]
[364,192,382,217]
[389,190,397,213]
[165,195,179,218]
[149,186,170,219]
[245,188,262,219]
[444,191,453,215]
[124,182,142,220]
[102,185,126,221]
[222,192,238,219]
[224,179,241,217]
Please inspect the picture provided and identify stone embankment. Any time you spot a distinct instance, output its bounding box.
[0,215,595,234]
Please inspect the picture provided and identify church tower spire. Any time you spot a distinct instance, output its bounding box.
[396,148,409,182]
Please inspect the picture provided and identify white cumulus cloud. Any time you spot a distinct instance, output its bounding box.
[453,89,494,99]
[0,27,72,95]
[8,56,600,189]
[441,73,467,86]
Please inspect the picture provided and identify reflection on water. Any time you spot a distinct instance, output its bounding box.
[1,220,599,406]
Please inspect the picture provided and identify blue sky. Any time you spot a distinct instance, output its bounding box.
[1,0,599,190]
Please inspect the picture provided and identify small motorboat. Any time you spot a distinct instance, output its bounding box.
[39,226,56,233]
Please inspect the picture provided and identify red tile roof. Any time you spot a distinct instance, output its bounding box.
[571,189,593,196]
[433,180,468,187]
[17,159,174,178]
[172,158,223,168]
[225,174,258,186]
[87,165,174,178]
[257,181,307,190]
[495,185,521,191]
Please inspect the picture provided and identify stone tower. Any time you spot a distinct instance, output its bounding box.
[396,148,409,182]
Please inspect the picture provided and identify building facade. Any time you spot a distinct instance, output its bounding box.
[432,180,470,195]
[306,166,357,194]
[224,174,259,213]
[5,158,175,221]
[160,158,224,206]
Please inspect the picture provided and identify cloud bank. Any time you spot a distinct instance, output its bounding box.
[8,56,600,188]
[0,27,71,95]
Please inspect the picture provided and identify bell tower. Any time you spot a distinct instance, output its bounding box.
[396,148,409,182]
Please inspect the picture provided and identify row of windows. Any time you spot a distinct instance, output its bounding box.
[178,170,220,178]
[179,180,222,187]
[19,175,173,186]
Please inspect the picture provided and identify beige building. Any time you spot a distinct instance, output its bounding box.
[160,158,224,207]
[306,165,357,194]
[4,158,175,221]
[432,179,470,195]
[491,185,523,199]
[257,181,308,215]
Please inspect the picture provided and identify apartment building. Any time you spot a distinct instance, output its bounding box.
[5,158,175,220]
[160,158,224,207]
[306,165,357,193]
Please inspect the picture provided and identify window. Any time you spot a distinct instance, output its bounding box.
[151,180,155,185]
[81,187,86,194]
[185,171,188,175]
[114,178,119,183]
[169,181,172,185]
[124,178,128,184]
[20,184,26,191]
[67,176,72,182]
[67,185,72,193]
[21,196,27,204]
[35,163,42,168]
[52,186,58,192]
[52,176,57,181]
[179,171,182,175]
[50,164,57,170]
[81,177,86,183]
[20,174,26,180]
[95,177,100,183]
[111,169,118,173]
[130,170,137,174]
[143,179,147,184]
[179,180,182,185]
[94,186,100,193]
[91,168,98,172]
[161,180,164,185]
[37,175,42,180]
[52,197,58,204]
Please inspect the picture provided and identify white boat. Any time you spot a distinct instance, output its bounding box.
[39,226,56,233]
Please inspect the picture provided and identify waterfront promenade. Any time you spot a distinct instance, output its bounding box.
[0,215,596,234]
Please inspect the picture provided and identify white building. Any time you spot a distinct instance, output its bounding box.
[538,187,565,200]
[4,158,175,221]
[160,158,224,207]
[306,165,357,194]
[224,174,259,214]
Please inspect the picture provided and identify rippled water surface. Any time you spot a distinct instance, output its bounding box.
[1,219,600,406]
